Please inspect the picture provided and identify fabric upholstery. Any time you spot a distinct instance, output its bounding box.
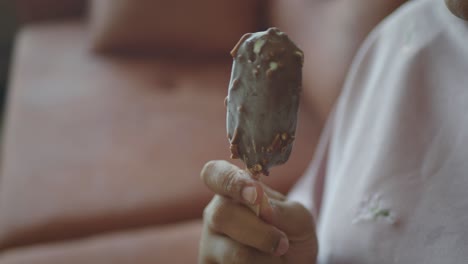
[0,220,201,264]
[0,21,316,249]
[14,0,87,24]
[89,0,260,56]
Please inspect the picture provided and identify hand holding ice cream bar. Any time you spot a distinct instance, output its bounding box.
[226,27,303,180]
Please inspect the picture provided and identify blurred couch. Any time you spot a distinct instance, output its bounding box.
[0,1,16,110]
[0,0,318,263]
[0,0,406,263]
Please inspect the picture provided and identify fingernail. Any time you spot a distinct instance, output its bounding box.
[241,186,257,204]
[274,236,289,256]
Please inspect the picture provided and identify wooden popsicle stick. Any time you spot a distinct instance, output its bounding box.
[245,171,268,216]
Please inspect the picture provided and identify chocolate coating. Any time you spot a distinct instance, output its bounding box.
[226,27,303,176]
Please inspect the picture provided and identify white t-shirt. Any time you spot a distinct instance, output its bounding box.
[289,0,468,262]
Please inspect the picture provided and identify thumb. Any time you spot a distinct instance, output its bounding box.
[262,199,316,241]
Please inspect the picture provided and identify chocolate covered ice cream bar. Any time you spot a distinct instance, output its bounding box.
[226,27,303,178]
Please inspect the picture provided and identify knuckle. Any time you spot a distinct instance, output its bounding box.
[228,245,255,264]
[288,200,308,213]
[286,200,316,234]
[290,201,314,223]
[202,201,213,222]
[204,197,230,232]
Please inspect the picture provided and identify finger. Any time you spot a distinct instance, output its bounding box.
[201,160,265,206]
[246,183,284,221]
[211,236,284,264]
[204,196,290,256]
[268,199,317,241]
[203,226,283,264]
[252,183,285,222]
[261,183,286,201]
[198,224,218,264]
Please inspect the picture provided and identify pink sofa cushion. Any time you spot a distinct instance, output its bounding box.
[0,21,317,249]
[89,0,260,56]
[14,0,87,24]
[0,220,201,264]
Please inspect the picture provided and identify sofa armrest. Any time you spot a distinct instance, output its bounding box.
[14,0,87,24]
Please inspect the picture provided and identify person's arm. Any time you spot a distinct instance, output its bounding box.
[270,0,408,126]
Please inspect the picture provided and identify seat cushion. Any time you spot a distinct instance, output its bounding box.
[0,220,201,264]
[14,0,87,24]
[0,21,317,249]
[89,0,260,56]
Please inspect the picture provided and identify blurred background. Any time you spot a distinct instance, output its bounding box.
[0,1,317,263]
[0,1,16,116]
[0,0,405,263]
